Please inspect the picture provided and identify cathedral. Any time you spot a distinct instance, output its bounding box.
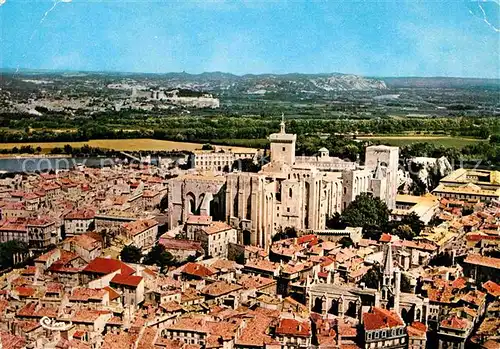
[167,117,399,250]
[308,242,429,325]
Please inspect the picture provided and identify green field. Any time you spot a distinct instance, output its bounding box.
[357,136,486,147]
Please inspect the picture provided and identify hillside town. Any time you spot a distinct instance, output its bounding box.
[0,122,498,349]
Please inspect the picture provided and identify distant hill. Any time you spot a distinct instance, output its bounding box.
[4,69,499,92]
[382,77,500,89]
[1,70,388,93]
[123,72,389,92]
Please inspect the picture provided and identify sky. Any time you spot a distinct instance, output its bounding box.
[0,0,499,78]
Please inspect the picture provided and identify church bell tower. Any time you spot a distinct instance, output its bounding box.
[268,114,297,165]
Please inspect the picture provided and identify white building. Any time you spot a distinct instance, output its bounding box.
[64,208,95,236]
[194,221,237,258]
[193,149,257,172]
[121,219,158,252]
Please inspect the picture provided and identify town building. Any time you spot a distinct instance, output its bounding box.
[362,307,407,349]
[121,218,158,252]
[433,169,500,202]
[194,221,237,259]
[64,208,95,236]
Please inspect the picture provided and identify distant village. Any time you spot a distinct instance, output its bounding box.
[0,121,498,349]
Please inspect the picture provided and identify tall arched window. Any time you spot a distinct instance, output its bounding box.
[289,188,293,198]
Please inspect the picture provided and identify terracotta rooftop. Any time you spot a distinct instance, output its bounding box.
[202,221,233,235]
[14,286,36,298]
[276,318,311,337]
[136,327,157,349]
[102,332,138,349]
[363,307,404,331]
[66,233,101,251]
[237,274,275,290]
[201,281,242,297]
[45,282,64,294]
[464,254,500,270]
[122,218,158,237]
[297,234,319,246]
[160,301,183,313]
[379,233,394,243]
[167,316,207,332]
[0,331,26,349]
[209,259,238,271]
[407,321,427,338]
[13,320,40,333]
[21,266,37,276]
[180,262,216,278]
[235,313,277,347]
[110,274,143,288]
[65,208,95,220]
[483,280,500,297]
[186,215,213,225]
[69,288,107,302]
[82,257,135,276]
[103,286,120,301]
[440,316,471,330]
[71,309,112,323]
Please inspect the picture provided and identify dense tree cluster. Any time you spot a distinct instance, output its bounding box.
[143,245,175,272]
[120,245,142,264]
[328,193,424,241]
[1,111,498,144]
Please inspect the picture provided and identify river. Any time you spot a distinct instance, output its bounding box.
[0,155,183,173]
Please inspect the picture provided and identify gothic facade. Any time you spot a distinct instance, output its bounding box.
[308,243,429,326]
[167,118,399,250]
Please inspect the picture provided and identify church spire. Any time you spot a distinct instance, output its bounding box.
[280,113,286,134]
[383,242,394,277]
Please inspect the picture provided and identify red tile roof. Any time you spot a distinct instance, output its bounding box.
[69,288,107,302]
[201,281,242,297]
[14,286,36,298]
[65,208,95,220]
[483,281,500,297]
[21,266,37,276]
[111,274,143,288]
[407,321,427,338]
[275,318,311,337]
[297,234,319,246]
[363,307,404,331]
[202,221,233,235]
[440,316,471,330]
[186,215,213,225]
[0,331,26,349]
[379,233,394,243]
[122,219,158,237]
[464,254,500,270]
[83,257,135,276]
[181,262,216,278]
[66,234,101,251]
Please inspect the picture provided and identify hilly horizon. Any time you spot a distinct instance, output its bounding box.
[2,69,499,91]
[2,68,500,82]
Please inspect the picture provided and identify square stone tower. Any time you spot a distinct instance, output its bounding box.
[365,145,399,209]
[268,116,297,165]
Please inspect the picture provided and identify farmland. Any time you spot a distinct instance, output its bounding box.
[0,139,257,153]
[356,135,486,148]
